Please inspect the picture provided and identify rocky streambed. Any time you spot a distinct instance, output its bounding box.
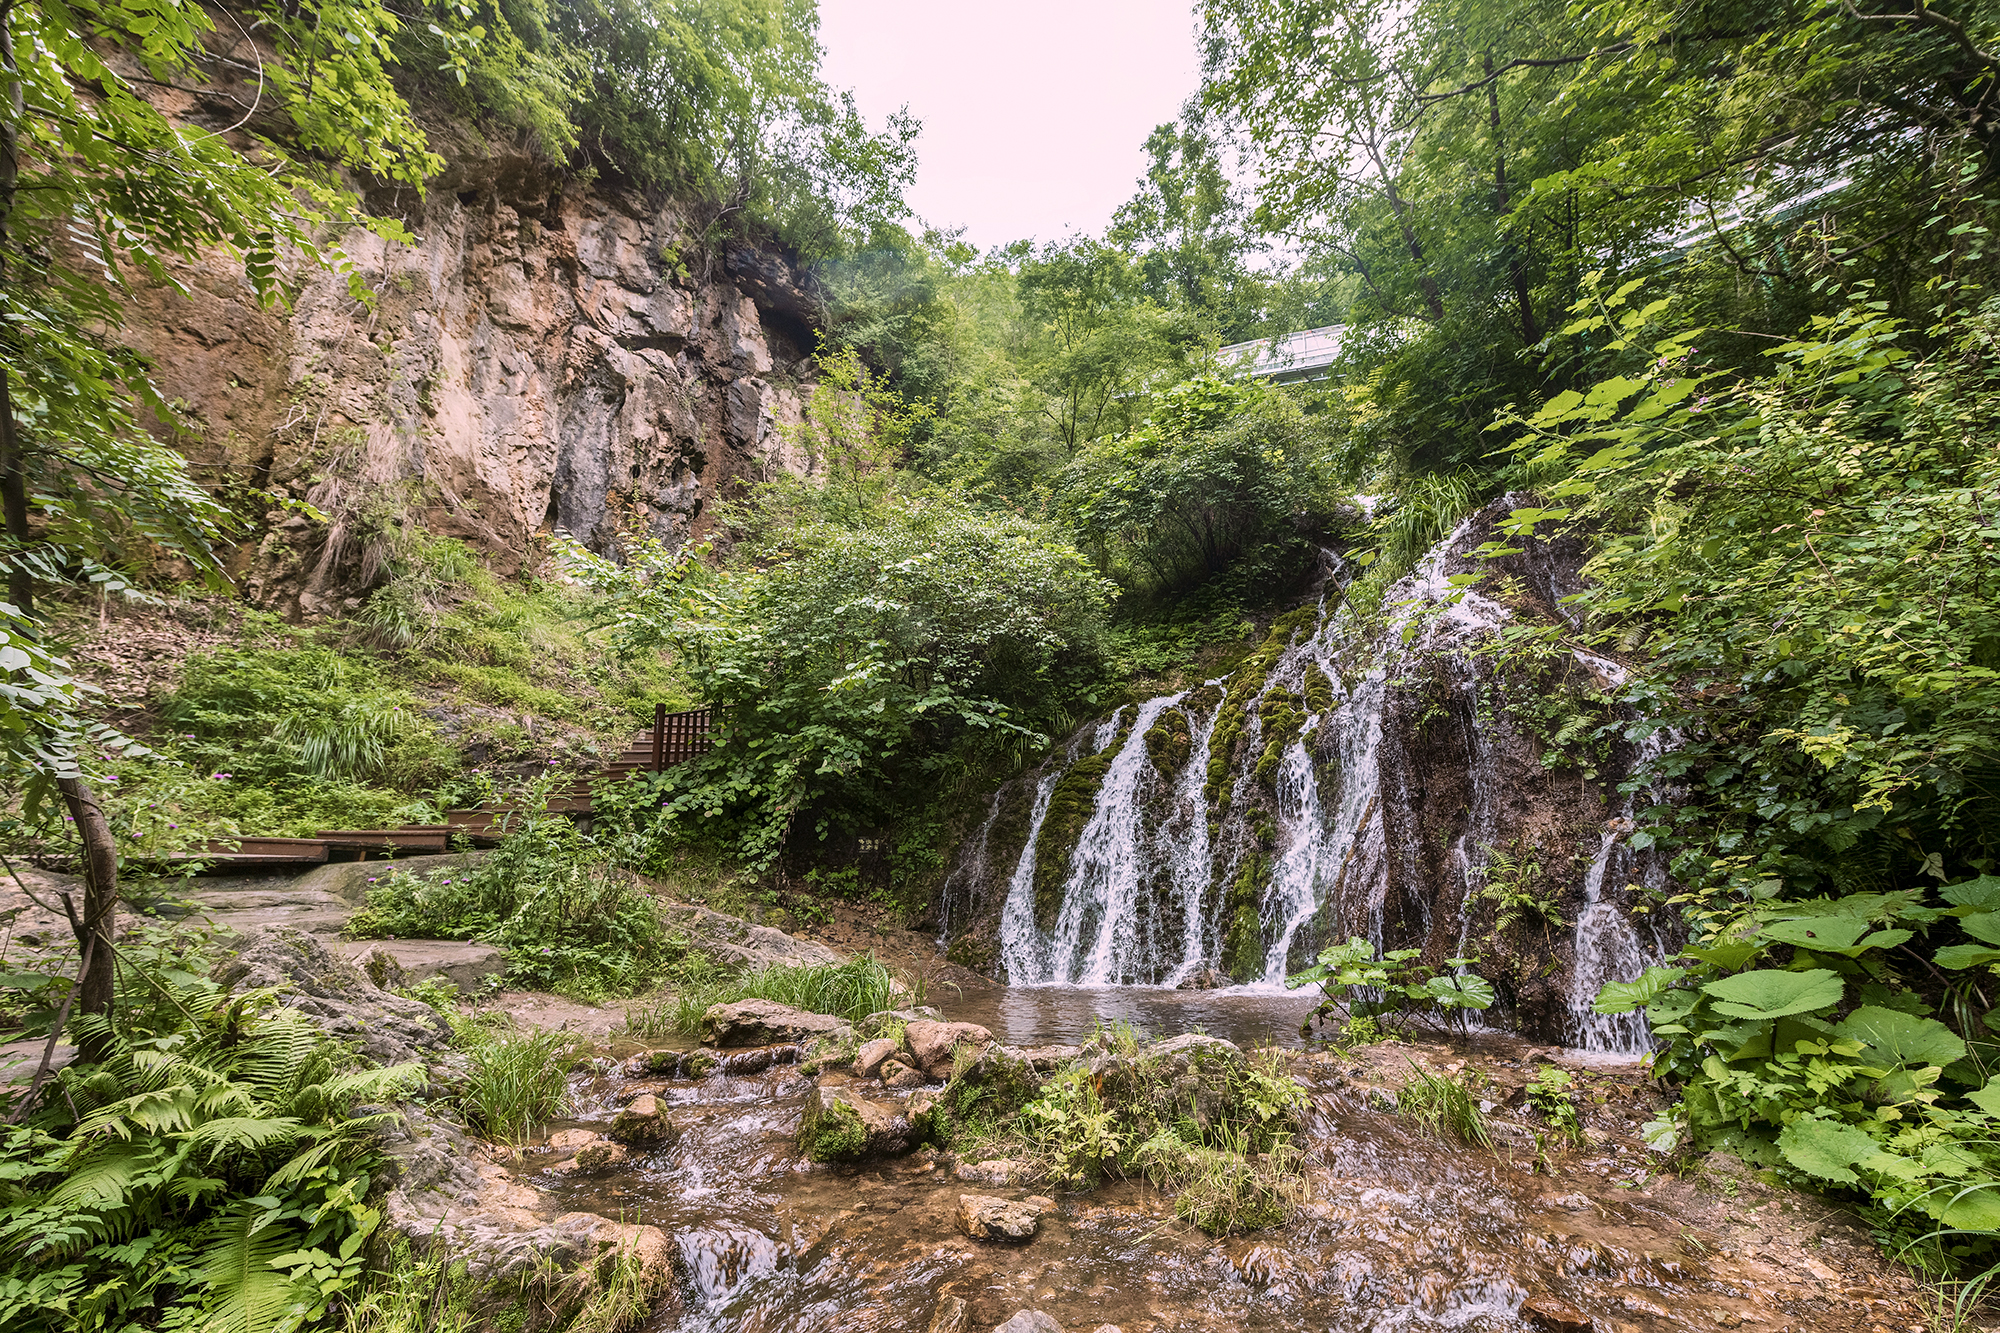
[400,992,1929,1333]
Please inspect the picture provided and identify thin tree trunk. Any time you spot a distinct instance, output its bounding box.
[57,777,116,1039]
[1368,133,1447,322]
[0,0,31,618]
[1484,51,1540,346]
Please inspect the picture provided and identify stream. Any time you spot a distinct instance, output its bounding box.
[519,987,1908,1333]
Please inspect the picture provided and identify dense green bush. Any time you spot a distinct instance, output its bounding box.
[347,798,670,1002]
[573,492,1116,868]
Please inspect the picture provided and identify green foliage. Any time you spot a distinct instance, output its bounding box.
[648,956,908,1037]
[453,1026,578,1144]
[1058,373,1339,598]
[346,792,671,1002]
[948,1042,1310,1235]
[0,986,419,1333]
[1524,1065,1580,1141]
[1396,1064,1494,1150]
[568,491,1116,868]
[1474,840,1562,933]
[1289,936,1496,1039]
[1592,878,2000,1259]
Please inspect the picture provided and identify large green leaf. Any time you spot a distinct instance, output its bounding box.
[1701,969,1844,1020]
[1593,965,1686,1015]
[1758,917,1871,951]
[1778,1118,1880,1184]
[1934,945,2000,970]
[1835,1006,1966,1069]
[1942,876,2000,910]
[1941,1186,2000,1231]
[1960,912,2000,946]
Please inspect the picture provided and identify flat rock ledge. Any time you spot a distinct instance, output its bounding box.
[702,998,853,1048]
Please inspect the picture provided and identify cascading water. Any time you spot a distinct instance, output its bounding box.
[955,499,1674,1051]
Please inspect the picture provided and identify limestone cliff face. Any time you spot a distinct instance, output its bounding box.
[123,146,825,613]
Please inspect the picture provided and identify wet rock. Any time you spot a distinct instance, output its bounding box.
[609,1094,676,1146]
[701,998,851,1047]
[997,1044,1082,1074]
[905,1019,994,1079]
[800,1085,916,1161]
[1521,1293,1593,1332]
[882,1059,929,1089]
[1087,1327,1123,1333]
[855,1037,902,1078]
[956,1193,1044,1242]
[1175,967,1229,990]
[859,1005,945,1038]
[569,1141,630,1172]
[1147,1033,1243,1068]
[719,1044,802,1075]
[926,1295,970,1333]
[954,1158,1029,1186]
[212,927,450,1068]
[548,1128,600,1150]
[990,1312,1062,1333]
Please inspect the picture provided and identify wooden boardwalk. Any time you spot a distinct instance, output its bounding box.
[193,705,712,871]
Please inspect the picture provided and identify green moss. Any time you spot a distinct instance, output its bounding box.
[1144,706,1194,777]
[1031,714,1137,929]
[1200,609,1316,809]
[800,1093,868,1162]
[1220,853,1269,982]
[1254,689,1306,789]
[985,779,1036,881]
[1302,661,1336,714]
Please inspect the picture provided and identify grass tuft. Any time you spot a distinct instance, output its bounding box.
[457,1026,579,1142]
[1396,1063,1494,1151]
[629,956,913,1038]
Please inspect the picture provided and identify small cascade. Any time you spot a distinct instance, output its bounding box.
[949,496,1678,1048]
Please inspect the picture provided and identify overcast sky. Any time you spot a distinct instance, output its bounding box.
[816,0,1204,252]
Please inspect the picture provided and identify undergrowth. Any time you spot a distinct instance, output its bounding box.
[934,1030,1312,1235]
[634,956,911,1038]
[1396,1064,1494,1151]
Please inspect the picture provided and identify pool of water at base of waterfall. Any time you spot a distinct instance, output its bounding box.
[529,985,1869,1333]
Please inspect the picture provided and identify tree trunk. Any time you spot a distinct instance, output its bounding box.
[57,777,116,1034]
[0,0,31,618]
[1484,52,1540,347]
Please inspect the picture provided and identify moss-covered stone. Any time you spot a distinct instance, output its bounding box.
[1302,661,1336,715]
[1255,689,1306,789]
[1201,610,1317,809]
[1144,706,1194,778]
[799,1092,868,1161]
[985,778,1036,884]
[1219,853,1270,982]
[1031,714,1136,929]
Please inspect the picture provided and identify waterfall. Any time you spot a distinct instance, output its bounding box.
[958,498,1674,1050]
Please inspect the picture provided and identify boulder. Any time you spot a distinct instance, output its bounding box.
[609,1094,676,1146]
[339,938,504,992]
[701,998,851,1048]
[547,1128,599,1150]
[1146,1033,1243,1068]
[859,1006,945,1038]
[855,1037,902,1078]
[991,1311,1063,1333]
[998,1044,1083,1075]
[570,1141,630,1172]
[905,1019,993,1079]
[212,928,450,1068]
[954,1158,1029,1186]
[1175,967,1229,991]
[956,1193,1045,1242]
[882,1060,928,1089]
[799,1085,916,1161]
[1521,1294,1594,1332]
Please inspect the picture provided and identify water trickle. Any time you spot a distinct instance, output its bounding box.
[1567,829,1655,1053]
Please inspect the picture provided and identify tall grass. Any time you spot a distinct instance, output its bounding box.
[1396,1064,1494,1150]
[459,1027,578,1141]
[633,957,912,1038]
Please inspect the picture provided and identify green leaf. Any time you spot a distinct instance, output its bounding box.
[1941,1187,2000,1231]
[1960,912,2000,946]
[1942,875,2000,910]
[1759,917,1870,951]
[1701,969,1844,1020]
[1594,965,1686,1015]
[1777,1117,1879,1184]
[1934,945,2000,970]
[1834,1006,1966,1068]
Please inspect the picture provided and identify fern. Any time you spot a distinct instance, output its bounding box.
[198,1207,304,1333]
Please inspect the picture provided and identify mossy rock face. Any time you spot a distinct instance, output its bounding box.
[1219,853,1269,982]
[1302,662,1336,715]
[1183,682,1224,718]
[986,779,1036,883]
[947,932,997,973]
[1144,706,1194,779]
[1032,747,1119,930]
[800,1094,866,1161]
[1255,690,1307,789]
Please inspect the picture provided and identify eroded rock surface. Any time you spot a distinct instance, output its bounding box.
[212,927,450,1067]
[702,998,851,1048]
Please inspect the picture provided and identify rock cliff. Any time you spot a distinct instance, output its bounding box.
[122,136,826,613]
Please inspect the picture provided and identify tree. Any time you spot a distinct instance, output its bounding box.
[0,0,431,1040]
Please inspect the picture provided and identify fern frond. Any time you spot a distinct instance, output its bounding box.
[197,1209,304,1333]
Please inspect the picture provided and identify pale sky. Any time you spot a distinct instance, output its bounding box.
[816,1,1204,252]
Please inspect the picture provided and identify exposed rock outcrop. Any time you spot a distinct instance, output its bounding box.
[212,927,451,1067]
[119,133,831,611]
